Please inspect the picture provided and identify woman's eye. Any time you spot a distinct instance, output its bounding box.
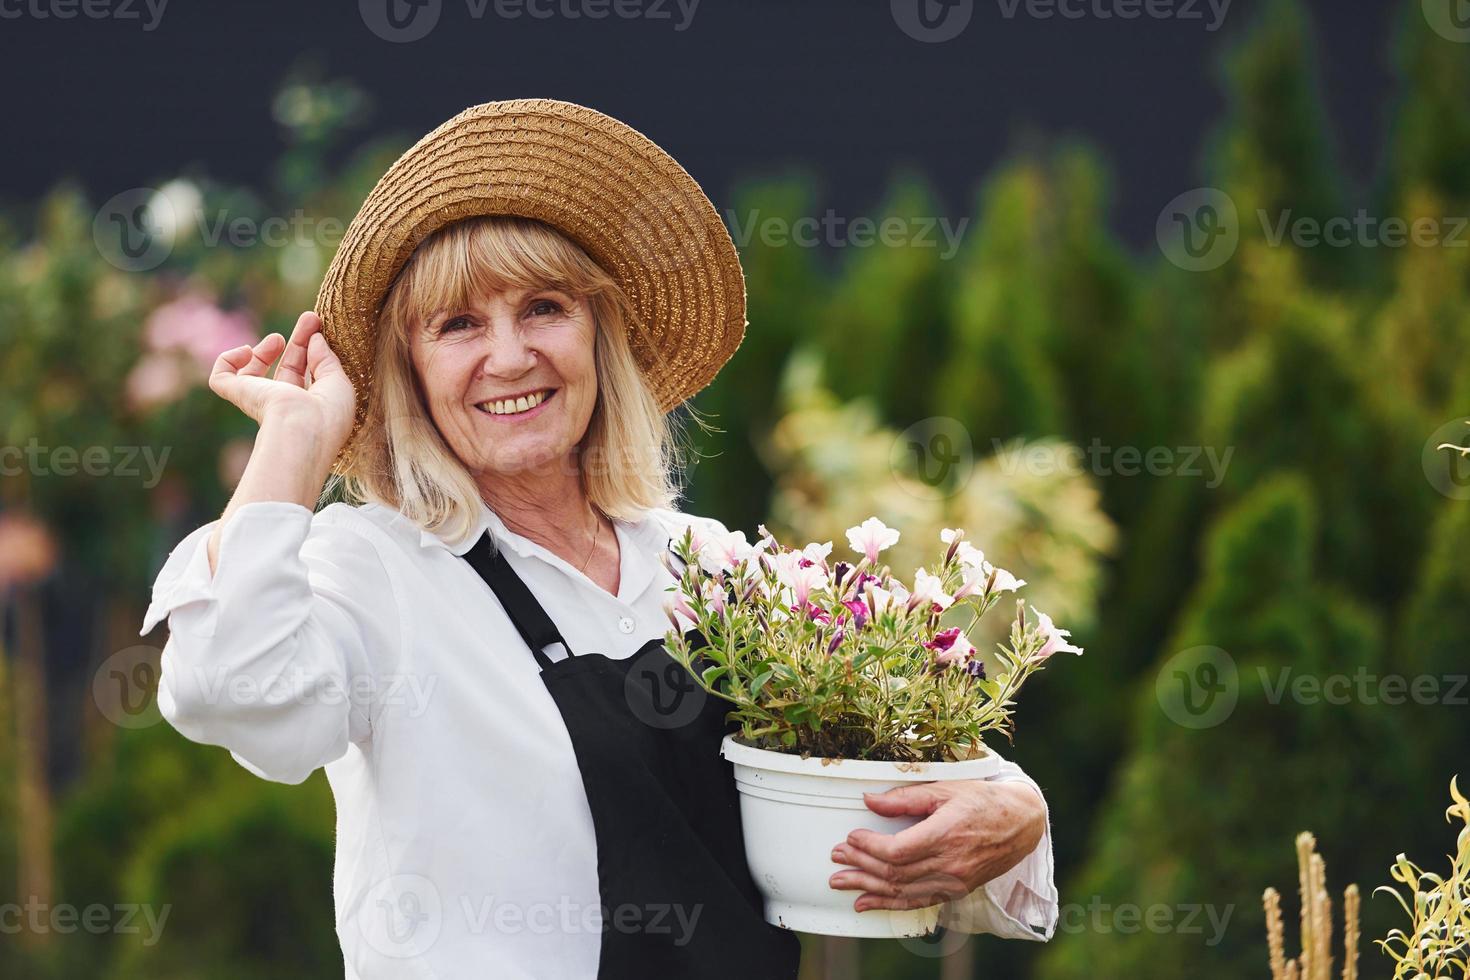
[439,315,472,333]
[529,299,565,317]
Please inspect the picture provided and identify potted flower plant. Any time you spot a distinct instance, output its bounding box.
[662,517,1082,939]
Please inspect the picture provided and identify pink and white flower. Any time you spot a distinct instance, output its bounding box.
[846,517,900,563]
[1033,610,1083,660]
[923,626,976,667]
[697,528,757,575]
[908,568,955,613]
[664,592,698,631]
[985,562,1027,595]
[801,541,833,567]
[699,578,727,615]
[767,550,828,607]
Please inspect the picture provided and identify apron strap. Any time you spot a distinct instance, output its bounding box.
[463,532,573,671]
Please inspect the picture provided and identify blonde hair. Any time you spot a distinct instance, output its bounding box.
[333,215,687,545]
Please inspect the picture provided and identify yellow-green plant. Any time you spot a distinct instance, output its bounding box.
[1263,831,1360,980]
[1376,778,1470,980]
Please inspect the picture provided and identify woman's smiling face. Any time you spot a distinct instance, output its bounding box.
[408,285,598,479]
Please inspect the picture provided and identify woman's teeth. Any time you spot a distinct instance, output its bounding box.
[477,389,552,416]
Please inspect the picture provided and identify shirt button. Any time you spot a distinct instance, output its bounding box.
[618,616,635,634]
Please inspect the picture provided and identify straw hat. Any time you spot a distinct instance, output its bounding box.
[314,98,745,470]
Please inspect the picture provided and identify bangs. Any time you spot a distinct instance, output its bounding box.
[382,215,618,334]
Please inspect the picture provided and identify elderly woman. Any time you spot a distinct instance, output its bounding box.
[140,100,1056,979]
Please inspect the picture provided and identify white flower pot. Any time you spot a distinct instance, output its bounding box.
[721,734,1001,938]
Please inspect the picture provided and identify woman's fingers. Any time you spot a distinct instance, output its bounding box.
[275,312,319,387]
[305,329,342,379]
[830,844,932,885]
[238,334,285,378]
[207,344,258,408]
[826,867,969,911]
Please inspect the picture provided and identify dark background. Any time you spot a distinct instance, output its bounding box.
[1,0,1400,247]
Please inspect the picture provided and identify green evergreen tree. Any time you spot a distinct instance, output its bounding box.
[1036,474,1408,979]
[939,162,1065,442]
[683,177,826,532]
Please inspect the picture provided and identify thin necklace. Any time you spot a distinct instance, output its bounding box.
[578,510,601,574]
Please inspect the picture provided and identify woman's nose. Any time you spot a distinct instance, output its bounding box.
[477,321,537,377]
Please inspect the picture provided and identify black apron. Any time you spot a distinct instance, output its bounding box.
[462,533,801,980]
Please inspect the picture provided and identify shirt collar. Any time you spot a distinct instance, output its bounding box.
[416,499,675,563]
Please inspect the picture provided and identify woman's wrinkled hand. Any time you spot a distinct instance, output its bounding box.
[827,780,1047,912]
[208,311,356,452]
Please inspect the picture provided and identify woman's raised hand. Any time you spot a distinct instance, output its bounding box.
[209,311,357,454]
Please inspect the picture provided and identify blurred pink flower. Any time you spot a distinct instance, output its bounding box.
[0,513,58,588]
[125,352,190,412]
[144,293,258,372]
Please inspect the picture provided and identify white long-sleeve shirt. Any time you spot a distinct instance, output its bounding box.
[140,498,1058,978]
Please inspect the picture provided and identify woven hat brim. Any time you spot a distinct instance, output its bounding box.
[315,98,745,469]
